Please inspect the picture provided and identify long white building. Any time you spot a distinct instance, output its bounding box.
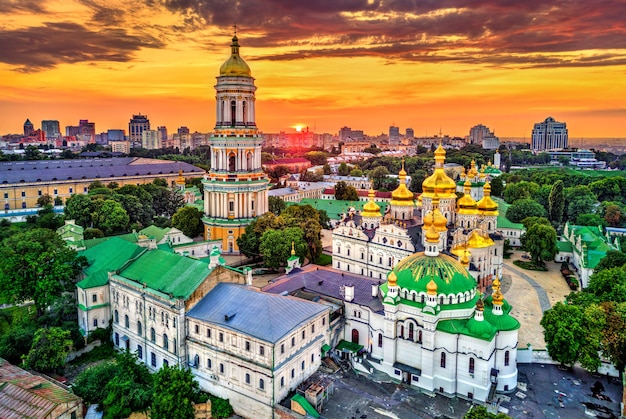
[531,116,568,151]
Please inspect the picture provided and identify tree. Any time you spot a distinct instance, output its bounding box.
[23,327,72,372]
[464,405,512,419]
[102,351,153,419]
[151,365,201,419]
[335,181,348,200]
[337,162,350,176]
[521,222,557,266]
[259,227,307,269]
[73,361,119,406]
[548,180,564,225]
[489,176,504,197]
[37,194,53,207]
[541,302,587,367]
[322,164,331,175]
[281,205,324,261]
[64,194,93,227]
[303,151,328,166]
[506,199,546,223]
[604,204,623,227]
[171,206,204,238]
[349,168,363,177]
[564,185,597,223]
[586,267,626,303]
[369,166,390,190]
[408,169,427,193]
[0,321,36,364]
[600,302,626,371]
[0,229,85,316]
[576,213,606,227]
[268,196,286,215]
[84,227,105,240]
[595,250,626,273]
[503,181,539,204]
[92,199,129,235]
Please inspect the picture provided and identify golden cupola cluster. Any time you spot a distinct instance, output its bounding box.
[219,35,252,77]
[361,189,382,217]
[421,144,457,199]
[390,159,415,206]
[425,223,440,243]
[477,182,498,215]
[491,276,504,305]
[457,179,478,215]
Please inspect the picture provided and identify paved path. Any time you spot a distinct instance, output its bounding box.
[503,261,551,312]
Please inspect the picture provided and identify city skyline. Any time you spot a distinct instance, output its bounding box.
[1,1,625,138]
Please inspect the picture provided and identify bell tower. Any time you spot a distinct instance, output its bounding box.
[203,34,269,254]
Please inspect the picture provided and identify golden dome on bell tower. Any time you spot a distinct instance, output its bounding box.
[422,143,456,198]
[220,35,252,77]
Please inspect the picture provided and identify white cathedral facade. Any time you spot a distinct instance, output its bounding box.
[332,145,504,291]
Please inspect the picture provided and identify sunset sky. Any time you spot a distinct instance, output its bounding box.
[1,0,625,139]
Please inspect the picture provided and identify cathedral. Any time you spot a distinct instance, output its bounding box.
[202,34,269,254]
[332,145,504,290]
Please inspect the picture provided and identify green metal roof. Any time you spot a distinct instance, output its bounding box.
[335,340,364,353]
[139,225,170,242]
[114,249,211,299]
[287,198,390,220]
[291,394,320,418]
[494,197,524,230]
[77,238,145,289]
[437,318,496,341]
[556,241,573,252]
[568,224,615,268]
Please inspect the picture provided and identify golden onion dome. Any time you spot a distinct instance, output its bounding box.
[492,289,504,305]
[461,250,470,267]
[387,271,398,287]
[427,278,438,295]
[422,147,457,198]
[433,207,448,232]
[219,35,252,77]
[479,167,486,179]
[390,160,415,206]
[477,182,498,214]
[476,297,484,311]
[425,223,440,243]
[466,229,495,249]
[361,189,382,217]
[457,179,478,215]
[423,210,434,227]
[492,276,501,291]
[176,168,185,185]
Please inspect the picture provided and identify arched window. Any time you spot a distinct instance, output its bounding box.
[229,153,236,172]
[439,296,444,305]
[245,373,250,384]
[163,334,168,350]
[124,315,129,328]
[418,330,422,343]
[150,328,156,342]
[137,321,142,336]
[504,351,510,366]
[259,378,265,390]
[469,357,475,373]
[291,368,295,378]
[400,325,404,338]
[246,152,252,171]
[230,100,236,126]
[173,338,177,354]
[421,295,425,303]
[351,329,359,344]
[194,354,199,367]
[114,310,119,323]
[242,101,247,124]
[408,323,414,340]
[440,353,446,368]
[378,333,383,347]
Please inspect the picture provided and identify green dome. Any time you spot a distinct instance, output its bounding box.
[466,317,497,340]
[392,252,477,296]
[483,308,521,331]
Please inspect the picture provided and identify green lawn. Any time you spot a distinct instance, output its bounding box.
[314,254,332,266]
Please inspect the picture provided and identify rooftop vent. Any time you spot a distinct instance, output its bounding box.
[224,311,237,321]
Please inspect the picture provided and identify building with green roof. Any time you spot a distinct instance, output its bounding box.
[494,197,525,247]
[558,222,621,288]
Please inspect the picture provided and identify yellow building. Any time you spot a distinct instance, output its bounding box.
[1,157,205,211]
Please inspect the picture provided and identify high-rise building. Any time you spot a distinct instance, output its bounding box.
[389,125,400,145]
[338,126,364,142]
[468,124,499,150]
[141,129,160,150]
[41,120,60,139]
[157,126,168,147]
[531,117,568,151]
[405,127,414,140]
[65,119,95,142]
[107,129,125,142]
[129,114,150,147]
[23,119,34,136]
[202,34,269,254]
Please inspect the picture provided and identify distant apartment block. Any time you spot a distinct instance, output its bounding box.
[157,126,168,147]
[41,120,61,139]
[405,127,414,140]
[110,140,131,154]
[468,124,500,150]
[129,114,150,147]
[66,119,96,143]
[531,117,568,151]
[142,129,160,150]
[23,119,34,136]
[107,129,126,142]
[338,126,364,142]
[389,125,400,145]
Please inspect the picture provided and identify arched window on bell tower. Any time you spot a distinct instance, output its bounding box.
[242,101,247,125]
[230,100,236,126]
[229,153,236,172]
[221,100,226,124]
[246,152,252,171]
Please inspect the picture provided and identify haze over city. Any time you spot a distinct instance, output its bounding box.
[1,0,625,138]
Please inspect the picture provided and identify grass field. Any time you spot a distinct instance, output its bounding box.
[314,253,332,266]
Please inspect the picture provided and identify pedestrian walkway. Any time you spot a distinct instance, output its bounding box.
[501,251,572,350]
